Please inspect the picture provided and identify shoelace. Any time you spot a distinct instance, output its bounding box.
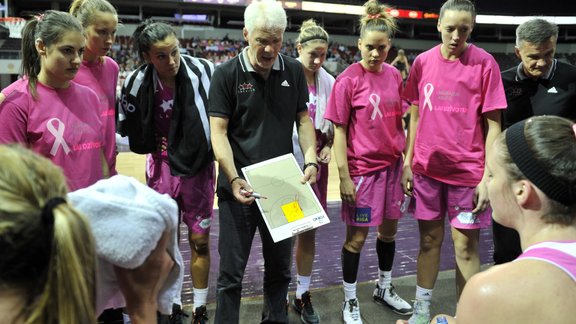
[387,288,404,302]
[192,312,207,324]
[192,307,208,323]
[347,300,360,320]
[171,309,190,323]
[302,294,315,313]
[412,301,429,315]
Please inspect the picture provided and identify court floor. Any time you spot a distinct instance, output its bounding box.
[115,152,494,307]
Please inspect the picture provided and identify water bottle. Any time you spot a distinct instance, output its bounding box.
[400,194,411,213]
[436,316,448,324]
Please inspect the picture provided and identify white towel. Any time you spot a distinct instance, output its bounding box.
[68,174,184,315]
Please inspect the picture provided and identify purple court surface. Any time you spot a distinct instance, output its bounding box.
[178,201,494,305]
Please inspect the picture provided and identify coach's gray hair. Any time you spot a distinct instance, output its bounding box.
[516,18,559,47]
[244,0,287,34]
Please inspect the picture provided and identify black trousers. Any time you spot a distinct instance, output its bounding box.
[215,200,292,324]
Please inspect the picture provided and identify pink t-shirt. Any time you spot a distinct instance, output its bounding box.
[0,79,104,191]
[403,44,506,186]
[74,56,119,176]
[325,62,405,176]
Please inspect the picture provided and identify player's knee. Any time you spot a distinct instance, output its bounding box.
[192,240,209,256]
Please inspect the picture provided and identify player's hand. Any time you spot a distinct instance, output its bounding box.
[317,146,331,164]
[340,176,356,205]
[114,231,174,323]
[401,164,414,196]
[472,178,489,214]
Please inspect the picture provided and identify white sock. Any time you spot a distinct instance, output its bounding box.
[296,274,311,298]
[193,287,209,310]
[415,285,433,301]
[378,270,392,289]
[343,280,357,301]
[122,312,132,324]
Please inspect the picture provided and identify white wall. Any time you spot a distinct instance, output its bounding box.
[0,59,20,75]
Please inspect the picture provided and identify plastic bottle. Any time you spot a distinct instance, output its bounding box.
[400,194,411,213]
[436,316,448,324]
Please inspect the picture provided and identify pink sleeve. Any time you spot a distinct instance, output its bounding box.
[0,101,28,144]
[480,57,507,112]
[324,76,353,126]
[402,56,421,105]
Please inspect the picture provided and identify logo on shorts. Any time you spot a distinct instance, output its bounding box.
[199,218,211,229]
[355,207,371,223]
[238,82,255,94]
[453,205,478,225]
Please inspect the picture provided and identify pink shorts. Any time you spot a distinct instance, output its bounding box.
[146,154,215,234]
[341,158,404,227]
[412,173,491,229]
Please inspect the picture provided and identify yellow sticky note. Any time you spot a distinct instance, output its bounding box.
[281,200,304,222]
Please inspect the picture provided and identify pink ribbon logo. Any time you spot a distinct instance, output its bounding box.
[423,83,434,111]
[369,93,382,120]
[46,118,71,156]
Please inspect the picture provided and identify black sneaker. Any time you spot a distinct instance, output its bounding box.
[292,291,320,324]
[192,305,208,324]
[168,304,189,324]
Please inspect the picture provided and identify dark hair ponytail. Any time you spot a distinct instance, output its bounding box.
[132,19,177,61]
[20,11,83,99]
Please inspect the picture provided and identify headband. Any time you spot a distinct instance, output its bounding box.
[506,120,574,206]
[299,35,328,45]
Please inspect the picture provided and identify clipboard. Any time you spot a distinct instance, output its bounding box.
[241,153,330,242]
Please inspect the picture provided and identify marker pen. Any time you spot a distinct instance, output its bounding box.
[240,189,267,199]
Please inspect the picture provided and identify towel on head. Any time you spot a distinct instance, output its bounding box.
[68,174,184,315]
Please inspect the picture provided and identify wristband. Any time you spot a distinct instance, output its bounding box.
[230,176,242,185]
[302,162,319,172]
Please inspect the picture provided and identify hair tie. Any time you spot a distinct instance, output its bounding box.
[572,124,576,138]
[35,14,45,22]
[41,197,66,228]
[506,120,573,205]
[367,13,381,19]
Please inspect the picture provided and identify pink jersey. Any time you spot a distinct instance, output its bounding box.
[516,241,576,281]
[74,56,119,176]
[0,79,104,191]
[153,79,174,159]
[325,62,405,176]
[403,44,506,186]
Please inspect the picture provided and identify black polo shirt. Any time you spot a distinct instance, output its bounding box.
[208,48,308,199]
[502,59,576,128]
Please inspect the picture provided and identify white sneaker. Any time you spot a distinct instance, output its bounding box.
[373,283,413,315]
[341,298,362,324]
[407,300,431,324]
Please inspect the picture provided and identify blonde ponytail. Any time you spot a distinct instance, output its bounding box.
[0,145,96,324]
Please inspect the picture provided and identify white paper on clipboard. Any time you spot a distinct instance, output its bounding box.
[241,153,330,242]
